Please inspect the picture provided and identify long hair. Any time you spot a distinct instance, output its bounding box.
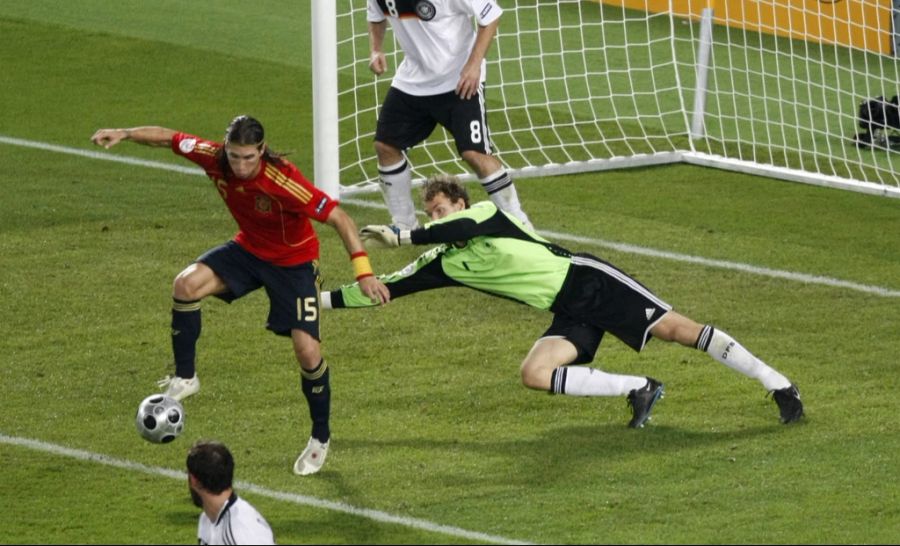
[216,115,286,175]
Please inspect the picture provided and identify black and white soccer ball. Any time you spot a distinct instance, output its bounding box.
[135,394,185,444]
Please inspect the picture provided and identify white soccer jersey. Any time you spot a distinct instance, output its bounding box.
[368,0,503,96]
[198,494,275,545]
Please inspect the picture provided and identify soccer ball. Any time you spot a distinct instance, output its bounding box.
[135,394,185,444]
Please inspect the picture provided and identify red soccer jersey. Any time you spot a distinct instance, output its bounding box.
[171,132,338,266]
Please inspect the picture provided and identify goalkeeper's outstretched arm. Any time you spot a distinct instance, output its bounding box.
[360,201,528,249]
[322,247,458,309]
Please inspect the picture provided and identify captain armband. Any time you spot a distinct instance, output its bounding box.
[350,251,374,281]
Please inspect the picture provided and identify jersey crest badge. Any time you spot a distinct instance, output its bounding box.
[415,0,436,21]
[255,195,272,214]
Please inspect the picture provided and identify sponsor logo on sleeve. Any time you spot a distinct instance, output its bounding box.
[178,138,197,154]
[315,197,330,215]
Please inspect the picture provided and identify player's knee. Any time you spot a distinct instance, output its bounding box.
[460,150,482,162]
[653,312,702,346]
[460,150,497,176]
[374,141,402,165]
[172,272,203,301]
[520,359,551,391]
[294,346,322,371]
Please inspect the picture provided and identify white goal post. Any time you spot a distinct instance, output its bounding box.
[312,0,900,199]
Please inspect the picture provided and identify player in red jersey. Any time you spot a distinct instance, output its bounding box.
[92,115,390,475]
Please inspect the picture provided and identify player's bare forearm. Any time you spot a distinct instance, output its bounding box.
[90,126,177,149]
[326,206,391,304]
[326,206,367,256]
[368,21,388,75]
[457,19,499,98]
[470,19,499,65]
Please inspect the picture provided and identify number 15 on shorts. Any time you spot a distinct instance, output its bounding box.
[297,297,318,321]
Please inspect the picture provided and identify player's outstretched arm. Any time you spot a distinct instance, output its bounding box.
[90,126,177,149]
[326,206,391,305]
[359,225,412,248]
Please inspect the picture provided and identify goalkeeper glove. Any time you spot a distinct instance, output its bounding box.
[360,224,402,248]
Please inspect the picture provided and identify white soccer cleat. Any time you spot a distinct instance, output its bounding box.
[293,437,329,476]
[157,374,200,402]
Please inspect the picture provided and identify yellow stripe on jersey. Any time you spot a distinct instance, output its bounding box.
[265,164,313,204]
[193,142,218,157]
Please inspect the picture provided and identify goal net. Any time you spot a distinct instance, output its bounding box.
[315,0,900,198]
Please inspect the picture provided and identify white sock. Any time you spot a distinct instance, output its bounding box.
[378,158,418,230]
[480,170,532,229]
[551,366,647,396]
[696,326,791,391]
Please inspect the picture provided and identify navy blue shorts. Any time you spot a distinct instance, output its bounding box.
[375,86,495,155]
[197,241,321,339]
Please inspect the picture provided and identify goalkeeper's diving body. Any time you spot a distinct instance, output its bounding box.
[328,175,804,426]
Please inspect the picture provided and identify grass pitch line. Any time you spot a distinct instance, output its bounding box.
[0,433,533,545]
[3,134,899,298]
[0,134,203,176]
[536,230,900,299]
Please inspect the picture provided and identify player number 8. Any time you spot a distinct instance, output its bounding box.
[385,0,399,17]
[470,121,483,144]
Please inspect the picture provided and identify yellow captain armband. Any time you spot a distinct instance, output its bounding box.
[351,251,374,281]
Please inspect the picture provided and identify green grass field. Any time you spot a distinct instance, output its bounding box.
[2,2,900,544]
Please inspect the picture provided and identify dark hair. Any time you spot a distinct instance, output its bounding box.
[422,174,470,208]
[187,440,234,494]
[217,115,286,174]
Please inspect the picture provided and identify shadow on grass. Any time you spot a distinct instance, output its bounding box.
[333,421,782,461]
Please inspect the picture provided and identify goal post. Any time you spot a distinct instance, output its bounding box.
[314,0,900,199]
[311,0,340,199]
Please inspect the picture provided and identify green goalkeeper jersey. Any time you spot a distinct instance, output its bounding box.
[324,201,573,310]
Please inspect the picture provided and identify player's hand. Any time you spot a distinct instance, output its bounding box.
[359,276,391,305]
[456,62,482,100]
[360,225,400,248]
[369,51,387,75]
[91,128,128,149]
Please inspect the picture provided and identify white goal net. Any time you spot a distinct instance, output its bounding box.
[315,0,900,198]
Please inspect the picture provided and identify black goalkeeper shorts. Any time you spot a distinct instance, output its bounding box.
[547,253,673,358]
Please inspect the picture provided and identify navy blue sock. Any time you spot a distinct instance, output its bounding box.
[171,298,201,378]
[301,359,331,443]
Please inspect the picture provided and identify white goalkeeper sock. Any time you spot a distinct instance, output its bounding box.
[378,158,419,230]
[550,366,648,396]
[696,326,791,391]
[480,169,532,229]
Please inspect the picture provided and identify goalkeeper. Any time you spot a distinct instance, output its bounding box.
[327,175,804,426]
